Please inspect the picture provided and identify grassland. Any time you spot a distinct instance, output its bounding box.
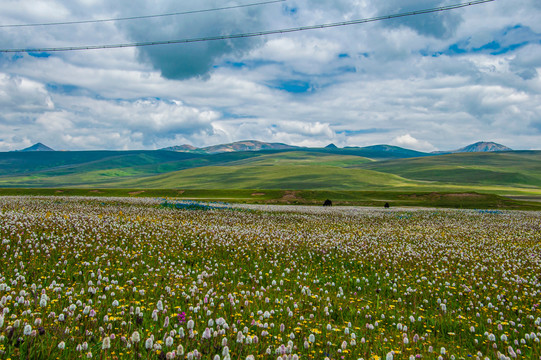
[0,197,540,359]
[0,149,540,203]
[0,188,540,210]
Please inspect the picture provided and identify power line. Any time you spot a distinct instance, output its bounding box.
[0,0,286,28]
[0,0,495,53]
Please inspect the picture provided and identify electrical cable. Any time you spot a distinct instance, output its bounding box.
[0,0,286,28]
[0,0,495,53]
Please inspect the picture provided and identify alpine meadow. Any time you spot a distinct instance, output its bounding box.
[1,0,541,359]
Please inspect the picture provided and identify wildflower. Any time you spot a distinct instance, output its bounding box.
[24,325,32,336]
[102,336,111,350]
[166,336,174,347]
[58,341,66,350]
[131,331,141,343]
[187,319,194,330]
[145,338,153,349]
[178,312,186,323]
[309,334,315,343]
[177,345,184,356]
[386,351,394,360]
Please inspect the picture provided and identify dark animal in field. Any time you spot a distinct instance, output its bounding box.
[384,202,390,208]
[323,199,332,207]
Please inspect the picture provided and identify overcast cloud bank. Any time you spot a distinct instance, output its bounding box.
[0,0,540,151]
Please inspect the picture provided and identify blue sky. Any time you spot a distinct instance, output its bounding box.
[0,0,540,151]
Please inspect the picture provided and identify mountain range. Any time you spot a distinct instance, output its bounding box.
[17,140,513,154]
[1,139,538,197]
[161,140,297,154]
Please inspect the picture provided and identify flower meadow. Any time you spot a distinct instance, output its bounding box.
[0,196,540,360]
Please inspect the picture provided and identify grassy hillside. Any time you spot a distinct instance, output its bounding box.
[360,151,541,188]
[0,150,540,197]
[0,151,202,176]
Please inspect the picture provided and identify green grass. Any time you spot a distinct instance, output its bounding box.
[360,151,541,187]
[0,150,540,198]
[1,188,540,210]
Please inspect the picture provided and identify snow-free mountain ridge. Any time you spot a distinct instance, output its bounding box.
[453,141,512,153]
[18,143,55,152]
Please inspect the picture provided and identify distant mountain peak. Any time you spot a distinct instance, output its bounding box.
[325,143,338,149]
[454,141,512,153]
[204,140,297,153]
[19,143,55,152]
[161,144,197,152]
[162,140,298,154]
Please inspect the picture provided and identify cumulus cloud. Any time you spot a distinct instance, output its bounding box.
[0,0,540,151]
[392,134,436,152]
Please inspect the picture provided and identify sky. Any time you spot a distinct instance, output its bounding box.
[0,0,540,152]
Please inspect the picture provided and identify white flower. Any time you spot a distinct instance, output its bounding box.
[202,328,212,340]
[187,320,194,330]
[308,334,315,343]
[24,325,32,336]
[102,337,111,350]
[157,300,164,311]
[166,336,174,347]
[386,351,394,360]
[145,338,153,349]
[131,331,140,343]
[177,345,184,356]
[58,341,66,350]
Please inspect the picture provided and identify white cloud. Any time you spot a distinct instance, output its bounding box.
[0,0,540,152]
[392,134,436,152]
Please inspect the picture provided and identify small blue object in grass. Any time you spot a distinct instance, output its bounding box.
[476,209,504,214]
[161,200,230,211]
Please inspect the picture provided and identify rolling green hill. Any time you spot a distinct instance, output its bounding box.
[0,149,540,196]
[360,151,541,188]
